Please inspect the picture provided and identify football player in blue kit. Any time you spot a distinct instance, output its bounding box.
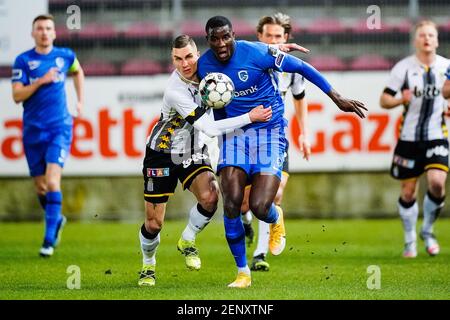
[11,14,84,257]
[198,16,367,287]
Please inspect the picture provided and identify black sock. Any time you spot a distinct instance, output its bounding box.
[427,191,445,205]
[140,223,159,240]
[197,203,215,218]
[398,197,416,209]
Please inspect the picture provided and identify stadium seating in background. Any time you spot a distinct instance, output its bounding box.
[78,23,118,40]
[349,19,393,34]
[0,66,11,78]
[56,25,74,41]
[123,22,164,38]
[304,18,347,34]
[82,60,118,76]
[438,20,450,32]
[307,55,347,71]
[389,19,413,34]
[349,54,392,71]
[180,20,205,37]
[166,64,175,74]
[120,59,164,75]
[232,19,255,36]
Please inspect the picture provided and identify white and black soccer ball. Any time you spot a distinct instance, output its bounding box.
[199,72,235,109]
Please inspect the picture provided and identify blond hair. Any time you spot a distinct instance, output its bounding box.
[414,20,438,35]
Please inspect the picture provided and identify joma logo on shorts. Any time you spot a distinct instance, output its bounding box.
[182,153,208,168]
[426,145,449,158]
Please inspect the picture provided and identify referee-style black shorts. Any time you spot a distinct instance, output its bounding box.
[143,145,214,203]
[390,139,449,180]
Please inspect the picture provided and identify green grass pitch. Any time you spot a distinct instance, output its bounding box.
[0,219,449,299]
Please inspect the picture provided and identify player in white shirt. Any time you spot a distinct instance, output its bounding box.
[240,13,311,271]
[380,20,450,258]
[138,35,271,286]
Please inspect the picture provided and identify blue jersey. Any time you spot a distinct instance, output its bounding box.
[198,40,288,130]
[12,46,76,129]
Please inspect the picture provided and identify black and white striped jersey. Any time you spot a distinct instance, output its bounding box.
[147,70,209,154]
[277,71,305,101]
[384,55,450,141]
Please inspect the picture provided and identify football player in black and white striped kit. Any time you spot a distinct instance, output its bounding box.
[240,13,312,271]
[138,35,272,286]
[380,20,450,258]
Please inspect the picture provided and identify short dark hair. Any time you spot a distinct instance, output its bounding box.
[32,14,55,27]
[172,34,196,49]
[256,13,292,37]
[205,16,233,34]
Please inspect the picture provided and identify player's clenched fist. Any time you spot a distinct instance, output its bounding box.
[38,67,59,85]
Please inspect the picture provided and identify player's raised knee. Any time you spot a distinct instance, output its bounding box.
[249,200,272,221]
[198,190,219,213]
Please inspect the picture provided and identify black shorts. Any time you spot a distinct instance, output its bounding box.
[143,145,214,203]
[390,139,449,180]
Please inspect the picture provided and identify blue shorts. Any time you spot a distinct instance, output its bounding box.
[23,125,73,177]
[217,126,286,180]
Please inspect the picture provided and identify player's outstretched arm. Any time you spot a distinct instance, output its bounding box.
[12,67,57,103]
[281,55,367,118]
[328,89,367,119]
[193,105,272,138]
[278,43,310,54]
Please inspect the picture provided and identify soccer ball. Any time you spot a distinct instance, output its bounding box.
[199,72,235,109]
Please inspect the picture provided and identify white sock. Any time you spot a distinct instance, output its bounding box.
[182,204,212,241]
[423,192,444,234]
[253,219,270,257]
[241,210,252,225]
[139,228,160,265]
[398,199,418,243]
[238,265,250,275]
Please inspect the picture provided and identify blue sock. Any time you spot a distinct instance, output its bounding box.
[44,191,62,244]
[224,215,247,268]
[38,194,47,210]
[262,203,279,224]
